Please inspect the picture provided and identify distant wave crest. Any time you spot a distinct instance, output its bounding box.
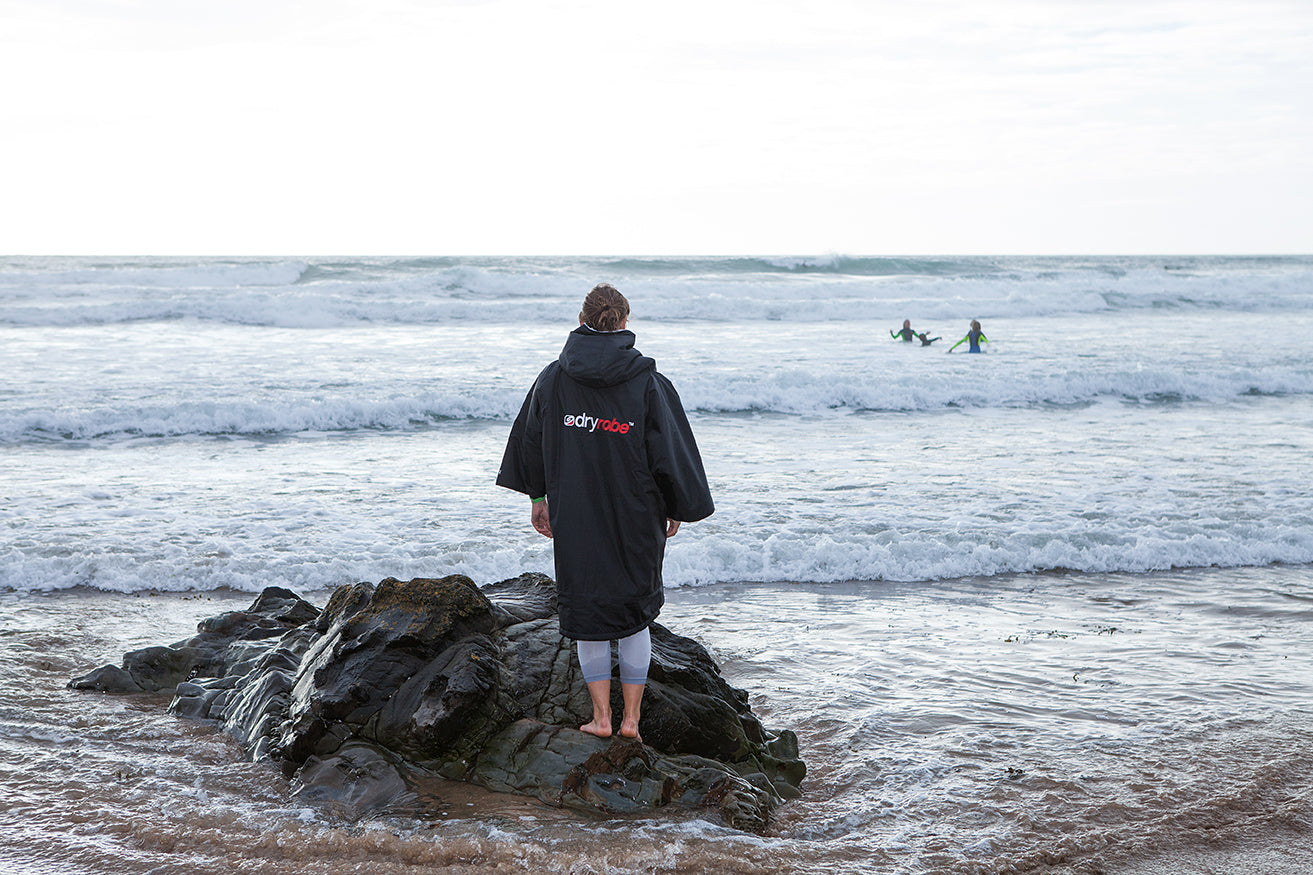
[676,363,1313,415]
[4,255,1312,328]
[2,362,1308,445]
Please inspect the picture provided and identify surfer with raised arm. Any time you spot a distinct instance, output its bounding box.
[890,319,916,342]
[948,320,988,353]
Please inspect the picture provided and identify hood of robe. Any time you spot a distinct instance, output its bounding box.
[557,326,655,388]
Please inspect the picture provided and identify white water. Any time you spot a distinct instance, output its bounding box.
[3,254,1312,873]
[3,255,1312,592]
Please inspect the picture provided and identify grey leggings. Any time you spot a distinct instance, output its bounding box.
[576,627,652,685]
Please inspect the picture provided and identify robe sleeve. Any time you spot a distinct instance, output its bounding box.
[645,373,714,522]
[496,366,552,498]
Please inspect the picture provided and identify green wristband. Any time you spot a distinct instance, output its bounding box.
[531,496,546,504]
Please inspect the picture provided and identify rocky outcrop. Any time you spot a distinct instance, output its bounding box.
[70,574,805,832]
[68,587,319,694]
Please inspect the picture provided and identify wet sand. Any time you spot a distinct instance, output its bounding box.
[2,566,1311,873]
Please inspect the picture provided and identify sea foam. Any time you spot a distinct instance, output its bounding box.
[4,255,1312,328]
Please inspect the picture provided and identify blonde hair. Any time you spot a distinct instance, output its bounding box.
[580,283,630,332]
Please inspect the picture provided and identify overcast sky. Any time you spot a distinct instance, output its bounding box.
[3,0,1310,256]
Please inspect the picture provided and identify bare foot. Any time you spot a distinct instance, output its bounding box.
[618,716,641,742]
[580,717,613,738]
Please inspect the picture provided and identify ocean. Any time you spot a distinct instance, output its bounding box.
[2,254,1312,873]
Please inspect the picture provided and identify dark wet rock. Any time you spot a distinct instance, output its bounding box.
[70,573,805,831]
[294,742,414,816]
[69,587,319,693]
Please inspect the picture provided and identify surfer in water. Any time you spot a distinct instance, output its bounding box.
[890,320,916,342]
[916,332,940,346]
[948,320,988,353]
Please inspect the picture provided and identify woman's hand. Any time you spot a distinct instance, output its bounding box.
[532,499,553,538]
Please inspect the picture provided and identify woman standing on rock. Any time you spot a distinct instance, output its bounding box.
[497,283,714,741]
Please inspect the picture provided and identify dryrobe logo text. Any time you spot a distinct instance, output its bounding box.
[563,412,634,435]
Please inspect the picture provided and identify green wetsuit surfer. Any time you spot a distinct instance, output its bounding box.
[948,320,988,353]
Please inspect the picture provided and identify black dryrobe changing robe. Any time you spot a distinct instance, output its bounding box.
[497,326,714,640]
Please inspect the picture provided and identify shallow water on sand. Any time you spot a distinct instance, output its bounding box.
[3,564,1312,874]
